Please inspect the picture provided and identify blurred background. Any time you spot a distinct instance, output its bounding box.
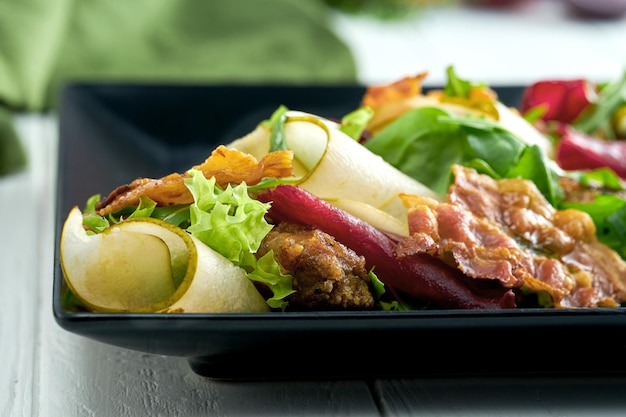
[1,0,625,176]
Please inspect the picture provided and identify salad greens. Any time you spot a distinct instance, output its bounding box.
[443,65,487,98]
[81,169,295,311]
[263,105,290,152]
[339,107,375,141]
[574,69,626,139]
[73,66,626,311]
[341,66,626,259]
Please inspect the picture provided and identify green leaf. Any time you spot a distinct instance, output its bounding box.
[128,195,157,219]
[247,251,294,311]
[574,69,626,138]
[363,105,564,207]
[246,175,302,193]
[522,104,548,124]
[82,214,110,235]
[339,106,374,140]
[83,194,101,214]
[440,114,526,178]
[184,169,291,308]
[443,65,486,98]
[506,145,563,207]
[151,204,190,228]
[576,167,625,191]
[364,106,463,196]
[369,269,385,301]
[185,171,272,264]
[262,105,289,152]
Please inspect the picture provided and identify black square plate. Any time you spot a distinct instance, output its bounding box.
[53,83,626,380]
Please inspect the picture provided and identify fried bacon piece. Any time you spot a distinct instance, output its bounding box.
[399,165,626,308]
[258,223,374,310]
[95,145,294,216]
[361,72,429,109]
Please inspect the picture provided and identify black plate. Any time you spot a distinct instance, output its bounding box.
[53,83,626,380]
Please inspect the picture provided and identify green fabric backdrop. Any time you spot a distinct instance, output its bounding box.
[0,0,357,175]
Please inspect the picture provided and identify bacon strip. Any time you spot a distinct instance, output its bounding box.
[400,165,626,308]
[96,146,294,216]
[361,72,429,109]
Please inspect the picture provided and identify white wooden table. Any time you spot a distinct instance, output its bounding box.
[3,2,626,415]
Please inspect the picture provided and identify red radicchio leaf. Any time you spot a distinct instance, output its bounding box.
[520,79,595,124]
[258,185,517,309]
[557,126,626,178]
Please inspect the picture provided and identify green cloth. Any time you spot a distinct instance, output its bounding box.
[0,0,357,175]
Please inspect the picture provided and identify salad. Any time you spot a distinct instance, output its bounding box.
[58,66,626,313]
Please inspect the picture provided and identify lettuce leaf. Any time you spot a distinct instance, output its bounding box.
[363,107,539,197]
[339,106,374,141]
[363,106,461,196]
[184,169,292,310]
[261,105,289,152]
[574,69,626,139]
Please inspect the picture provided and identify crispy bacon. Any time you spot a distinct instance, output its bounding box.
[400,165,626,308]
[96,146,294,216]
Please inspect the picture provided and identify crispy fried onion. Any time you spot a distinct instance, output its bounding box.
[96,145,294,216]
[398,165,626,308]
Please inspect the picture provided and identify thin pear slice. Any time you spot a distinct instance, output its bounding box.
[229,112,440,222]
[325,198,409,238]
[60,206,269,313]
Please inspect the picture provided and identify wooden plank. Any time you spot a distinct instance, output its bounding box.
[0,115,45,416]
[374,377,626,417]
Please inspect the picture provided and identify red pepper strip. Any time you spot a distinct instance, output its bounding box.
[520,79,594,124]
[258,185,517,309]
[557,125,626,178]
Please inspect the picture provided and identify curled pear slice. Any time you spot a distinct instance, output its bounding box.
[59,206,269,313]
[229,112,440,221]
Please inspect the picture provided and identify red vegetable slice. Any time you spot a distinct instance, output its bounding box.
[258,185,517,309]
[520,79,595,124]
[556,126,626,178]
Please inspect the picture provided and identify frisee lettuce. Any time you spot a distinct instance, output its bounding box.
[184,169,293,310]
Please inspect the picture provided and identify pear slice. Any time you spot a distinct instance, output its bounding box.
[59,206,269,313]
[325,198,409,238]
[228,112,441,222]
